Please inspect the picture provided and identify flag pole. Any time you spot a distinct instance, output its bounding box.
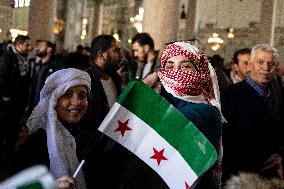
[73,160,85,178]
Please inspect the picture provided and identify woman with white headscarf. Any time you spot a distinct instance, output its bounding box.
[14,68,92,189]
[143,41,223,189]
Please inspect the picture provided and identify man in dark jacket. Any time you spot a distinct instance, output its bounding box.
[86,34,121,127]
[83,34,124,188]
[0,35,32,165]
[27,40,61,114]
[221,44,284,184]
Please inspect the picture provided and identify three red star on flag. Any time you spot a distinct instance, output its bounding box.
[114,119,132,137]
[150,148,168,166]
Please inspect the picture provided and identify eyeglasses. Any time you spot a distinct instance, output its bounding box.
[165,39,199,46]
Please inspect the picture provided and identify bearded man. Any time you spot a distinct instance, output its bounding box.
[27,40,60,114]
[0,35,32,167]
[131,33,159,80]
[86,34,122,127]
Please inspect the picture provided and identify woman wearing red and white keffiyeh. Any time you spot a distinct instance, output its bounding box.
[144,41,224,189]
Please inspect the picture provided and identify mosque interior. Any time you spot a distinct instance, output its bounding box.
[0,0,284,63]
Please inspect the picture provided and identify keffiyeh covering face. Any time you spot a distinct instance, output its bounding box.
[27,68,91,189]
[158,42,223,115]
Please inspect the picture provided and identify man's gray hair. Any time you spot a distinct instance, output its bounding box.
[250,44,278,63]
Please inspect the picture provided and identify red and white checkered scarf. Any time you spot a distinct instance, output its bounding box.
[159,42,215,103]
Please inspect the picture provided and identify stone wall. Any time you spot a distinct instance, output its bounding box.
[195,26,284,64]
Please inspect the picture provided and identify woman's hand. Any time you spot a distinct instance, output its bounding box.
[56,176,76,189]
[143,72,159,88]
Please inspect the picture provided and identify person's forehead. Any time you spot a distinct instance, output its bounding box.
[255,50,273,57]
[167,55,190,61]
[238,53,249,60]
[67,85,88,92]
[252,51,276,65]
[21,40,30,45]
[38,41,48,46]
[238,53,249,58]
[132,42,142,49]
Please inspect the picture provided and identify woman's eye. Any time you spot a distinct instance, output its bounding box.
[182,65,190,68]
[181,62,195,71]
[78,93,87,99]
[181,65,191,69]
[63,91,72,98]
[165,64,174,69]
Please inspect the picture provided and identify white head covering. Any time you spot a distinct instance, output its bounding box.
[27,68,91,189]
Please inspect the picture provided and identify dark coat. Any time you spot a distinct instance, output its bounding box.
[221,80,283,182]
[85,64,122,128]
[63,52,90,71]
[0,50,31,119]
[0,50,32,156]
[13,117,119,189]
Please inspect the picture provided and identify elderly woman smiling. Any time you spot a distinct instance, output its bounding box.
[15,68,91,189]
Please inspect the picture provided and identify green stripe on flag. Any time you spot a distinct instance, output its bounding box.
[117,80,217,175]
[17,181,43,189]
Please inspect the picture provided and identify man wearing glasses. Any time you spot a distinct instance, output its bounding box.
[221,44,284,184]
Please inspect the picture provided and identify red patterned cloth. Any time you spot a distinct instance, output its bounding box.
[159,42,214,102]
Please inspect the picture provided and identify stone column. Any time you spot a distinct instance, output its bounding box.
[0,2,13,42]
[54,0,68,51]
[28,0,56,43]
[270,0,278,46]
[92,0,103,39]
[64,0,83,51]
[142,0,181,51]
[186,0,197,39]
[258,0,277,45]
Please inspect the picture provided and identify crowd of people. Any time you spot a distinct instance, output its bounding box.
[0,32,283,189]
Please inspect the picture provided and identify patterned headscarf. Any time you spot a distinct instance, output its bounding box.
[27,68,91,189]
[158,42,223,117]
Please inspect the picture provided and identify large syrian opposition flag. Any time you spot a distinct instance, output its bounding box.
[98,80,217,189]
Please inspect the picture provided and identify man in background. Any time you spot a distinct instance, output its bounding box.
[131,32,159,80]
[230,48,251,84]
[86,34,121,126]
[84,34,123,188]
[0,35,32,165]
[28,40,60,113]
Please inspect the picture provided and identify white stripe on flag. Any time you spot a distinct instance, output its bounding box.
[99,102,198,189]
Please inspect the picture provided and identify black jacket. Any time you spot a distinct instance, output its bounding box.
[221,80,283,182]
[85,64,122,128]
[14,113,134,189]
[0,50,32,130]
